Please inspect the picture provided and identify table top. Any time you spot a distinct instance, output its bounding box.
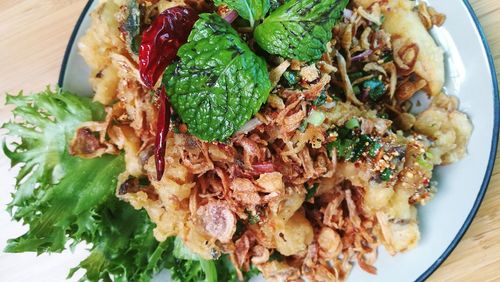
[0,0,499,281]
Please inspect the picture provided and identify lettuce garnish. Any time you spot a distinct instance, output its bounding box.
[2,88,255,281]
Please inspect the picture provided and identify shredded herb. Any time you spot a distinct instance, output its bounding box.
[246,211,261,224]
[312,90,328,106]
[363,79,386,101]
[305,183,319,201]
[368,141,382,158]
[282,70,299,86]
[328,124,378,161]
[269,251,285,261]
[380,168,392,181]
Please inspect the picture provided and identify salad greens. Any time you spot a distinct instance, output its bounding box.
[253,0,348,61]
[164,14,271,141]
[214,0,270,27]
[2,88,249,281]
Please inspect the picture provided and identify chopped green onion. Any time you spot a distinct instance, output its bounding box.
[417,154,433,171]
[380,168,392,181]
[307,110,326,127]
[345,118,360,129]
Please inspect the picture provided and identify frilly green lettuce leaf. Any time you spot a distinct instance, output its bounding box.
[2,88,167,281]
[3,88,260,281]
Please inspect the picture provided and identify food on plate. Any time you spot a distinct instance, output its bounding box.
[3,0,472,281]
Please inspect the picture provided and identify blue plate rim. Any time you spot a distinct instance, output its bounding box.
[58,0,500,281]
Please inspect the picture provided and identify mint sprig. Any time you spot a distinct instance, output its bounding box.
[164,14,272,141]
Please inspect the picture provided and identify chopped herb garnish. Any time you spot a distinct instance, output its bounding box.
[352,134,373,160]
[138,176,151,186]
[380,168,392,181]
[326,142,335,158]
[349,71,367,81]
[329,124,379,161]
[377,112,389,119]
[381,52,393,63]
[368,141,382,157]
[282,70,299,86]
[246,210,261,224]
[305,183,319,201]
[313,90,328,106]
[269,251,285,261]
[363,79,386,101]
[353,85,361,96]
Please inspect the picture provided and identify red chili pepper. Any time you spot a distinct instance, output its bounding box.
[155,88,171,181]
[139,6,199,88]
[140,7,198,179]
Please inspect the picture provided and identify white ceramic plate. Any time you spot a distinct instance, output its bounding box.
[1,1,498,281]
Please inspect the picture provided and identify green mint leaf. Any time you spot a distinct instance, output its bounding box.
[269,0,284,12]
[253,0,348,61]
[214,0,270,26]
[164,14,272,141]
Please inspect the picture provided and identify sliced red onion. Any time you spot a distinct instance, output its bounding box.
[252,162,275,174]
[352,49,373,62]
[223,10,238,23]
[236,117,263,135]
[343,9,354,19]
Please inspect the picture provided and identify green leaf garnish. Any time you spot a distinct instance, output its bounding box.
[253,0,348,61]
[363,78,386,101]
[380,168,392,181]
[214,0,270,26]
[305,183,319,201]
[312,90,327,106]
[164,14,272,141]
[2,89,170,281]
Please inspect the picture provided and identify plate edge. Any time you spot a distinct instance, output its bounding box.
[57,0,94,87]
[415,0,500,281]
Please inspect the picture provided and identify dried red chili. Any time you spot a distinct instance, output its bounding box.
[139,7,198,179]
[155,87,171,180]
[139,6,199,88]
